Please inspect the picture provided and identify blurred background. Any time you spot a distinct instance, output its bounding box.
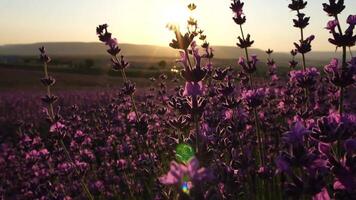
[0,0,355,91]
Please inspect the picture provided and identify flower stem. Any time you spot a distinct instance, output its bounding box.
[43,62,55,120]
[253,109,264,166]
[239,25,250,63]
[297,10,306,71]
[334,14,346,158]
[112,55,140,119]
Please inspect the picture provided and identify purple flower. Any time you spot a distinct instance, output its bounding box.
[238,55,258,74]
[333,157,356,192]
[324,58,339,74]
[275,153,291,173]
[283,121,310,145]
[328,20,356,47]
[241,88,267,108]
[159,157,213,187]
[96,24,121,56]
[324,57,356,87]
[230,0,245,25]
[347,15,356,25]
[49,121,65,133]
[177,50,189,70]
[289,67,319,88]
[344,139,356,154]
[230,0,244,14]
[318,142,332,156]
[183,81,204,97]
[311,112,356,143]
[294,35,315,54]
[312,187,330,200]
[325,20,339,33]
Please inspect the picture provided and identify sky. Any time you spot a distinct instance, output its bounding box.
[0,0,355,52]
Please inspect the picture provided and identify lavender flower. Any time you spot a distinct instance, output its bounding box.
[347,15,356,25]
[283,121,310,145]
[241,88,267,108]
[289,67,320,89]
[328,18,356,48]
[324,57,356,87]
[238,55,258,74]
[183,81,204,97]
[294,35,315,54]
[288,0,307,11]
[322,0,345,17]
[159,157,213,189]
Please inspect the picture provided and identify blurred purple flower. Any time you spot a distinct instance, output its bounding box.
[312,187,330,200]
[283,121,310,145]
[344,139,356,154]
[49,121,65,133]
[159,157,213,186]
[332,156,356,192]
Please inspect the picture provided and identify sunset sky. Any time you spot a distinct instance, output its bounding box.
[1,0,355,52]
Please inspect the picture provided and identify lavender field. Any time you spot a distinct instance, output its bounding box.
[1,0,356,199]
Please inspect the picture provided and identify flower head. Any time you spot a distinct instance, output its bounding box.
[238,55,258,74]
[289,67,319,89]
[293,13,310,29]
[347,15,356,26]
[325,20,339,33]
[236,34,254,49]
[322,0,345,17]
[39,46,51,63]
[96,24,121,56]
[230,0,246,25]
[241,88,267,108]
[283,121,311,145]
[294,35,315,54]
[324,58,356,87]
[288,0,307,11]
[183,81,204,97]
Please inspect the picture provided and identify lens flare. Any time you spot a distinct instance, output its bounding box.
[176,143,195,164]
[181,182,190,194]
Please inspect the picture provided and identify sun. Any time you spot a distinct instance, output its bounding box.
[163,4,191,30]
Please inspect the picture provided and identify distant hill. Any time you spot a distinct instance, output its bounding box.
[0,42,354,65]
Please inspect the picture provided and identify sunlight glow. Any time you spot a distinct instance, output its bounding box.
[163,3,191,31]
